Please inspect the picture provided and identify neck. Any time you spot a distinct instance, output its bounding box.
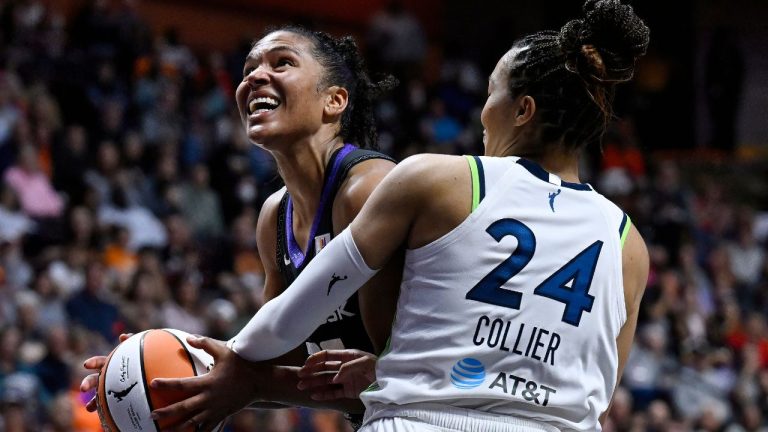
[271,135,346,223]
[498,140,582,183]
[529,152,581,183]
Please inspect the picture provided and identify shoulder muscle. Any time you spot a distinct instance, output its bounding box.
[257,188,286,301]
[621,224,649,317]
[334,158,395,229]
[349,154,472,267]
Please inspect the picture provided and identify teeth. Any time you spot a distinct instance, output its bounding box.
[249,97,280,114]
[255,97,279,106]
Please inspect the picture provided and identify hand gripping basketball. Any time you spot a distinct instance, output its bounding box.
[149,334,266,432]
[81,333,133,413]
[91,329,224,432]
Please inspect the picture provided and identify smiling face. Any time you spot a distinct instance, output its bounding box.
[235,31,333,150]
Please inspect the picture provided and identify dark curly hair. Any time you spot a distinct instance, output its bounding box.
[262,25,398,150]
[504,0,649,152]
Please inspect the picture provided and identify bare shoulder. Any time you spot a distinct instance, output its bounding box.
[388,154,470,197]
[335,158,396,225]
[389,154,473,249]
[396,153,468,178]
[257,187,288,301]
[621,224,649,314]
[347,153,473,266]
[343,153,471,221]
[256,187,286,272]
[257,187,286,237]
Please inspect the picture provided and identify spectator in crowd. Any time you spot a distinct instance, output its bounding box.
[367,0,426,80]
[161,272,205,336]
[30,272,67,333]
[64,261,121,344]
[3,144,63,219]
[33,327,71,400]
[120,268,166,333]
[0,73,23,176]
[178,162,225,239]
[0,184,34,244]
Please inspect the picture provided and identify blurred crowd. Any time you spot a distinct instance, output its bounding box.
[0,1,765,431]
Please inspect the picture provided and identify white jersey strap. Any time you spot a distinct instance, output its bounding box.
[515,158,593,191]
[619,212,632,248]
[465,156,486,212]
[465,156,524,213]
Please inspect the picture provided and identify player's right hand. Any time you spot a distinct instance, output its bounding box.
[150,335,268,432]
[80,333,133,412]
[296,349,377,400]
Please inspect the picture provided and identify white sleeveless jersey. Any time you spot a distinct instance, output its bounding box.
[361,156,630,431]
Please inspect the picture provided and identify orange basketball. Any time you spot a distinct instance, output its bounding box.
[96,329,221,432]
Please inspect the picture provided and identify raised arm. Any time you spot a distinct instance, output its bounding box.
[229,155,450,361]
[149,191,361,430]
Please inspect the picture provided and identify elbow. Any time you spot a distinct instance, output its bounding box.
[260,302,311,356]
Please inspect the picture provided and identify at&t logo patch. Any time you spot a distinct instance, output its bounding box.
[450,358,486,389]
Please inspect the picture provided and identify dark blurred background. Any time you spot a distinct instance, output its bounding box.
[0,0,767,431]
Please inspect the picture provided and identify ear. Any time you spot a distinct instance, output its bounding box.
[514,95,536,126]
[323,86,349,118]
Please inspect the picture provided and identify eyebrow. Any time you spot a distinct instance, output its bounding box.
[245,45,302,63]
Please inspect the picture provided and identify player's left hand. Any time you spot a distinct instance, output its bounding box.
[296,349,377,400]
[80,333,134,412]
[150,336,266,432]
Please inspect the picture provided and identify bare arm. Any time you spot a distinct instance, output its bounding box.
[599,225,649,425]
[350,154,471,267]
[151,190,362,431]
[221,191,364,410]
[239,158,405,407]
[228,155,469,361]
[245,190,351,408]
[334,159,401,354]
[256,189,311,369]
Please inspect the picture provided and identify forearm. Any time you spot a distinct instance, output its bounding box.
[230,229,378,361]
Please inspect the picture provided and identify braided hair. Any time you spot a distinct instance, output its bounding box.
[265,25,397,150]
[504,0,649,152]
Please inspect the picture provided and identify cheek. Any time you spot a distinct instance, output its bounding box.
[293,84,324,114]
[480,103,490,128]
[235,83,249,111]
[481,97,498,130]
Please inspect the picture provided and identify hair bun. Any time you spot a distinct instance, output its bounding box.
[559,0,649,83]
[582,0,602,14]
[559,19,588,57]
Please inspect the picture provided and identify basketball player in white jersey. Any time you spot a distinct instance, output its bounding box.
[155,1,650,430]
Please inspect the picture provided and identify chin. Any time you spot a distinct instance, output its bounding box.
[247,139,267,150]
[246,130,271,149]
[248,131,291,153]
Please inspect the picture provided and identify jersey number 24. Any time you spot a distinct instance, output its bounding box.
[466,218,603,327]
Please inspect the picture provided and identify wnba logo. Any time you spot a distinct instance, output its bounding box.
[450,358,486,389]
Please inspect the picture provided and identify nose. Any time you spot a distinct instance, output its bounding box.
[244,66,269,88]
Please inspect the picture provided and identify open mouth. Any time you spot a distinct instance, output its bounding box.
[248,96,281,115]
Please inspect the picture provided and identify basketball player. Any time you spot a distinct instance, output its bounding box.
[194,1,651,430]
[80,26,401,424]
